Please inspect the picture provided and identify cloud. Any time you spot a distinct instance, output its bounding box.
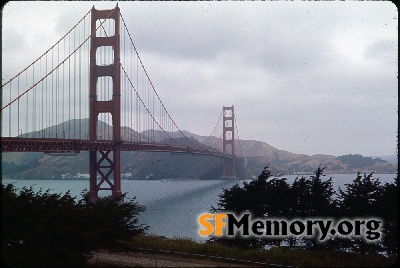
[364,38,398,64]
[1,1,397,157]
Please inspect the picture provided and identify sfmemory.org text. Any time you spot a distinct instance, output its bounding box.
[198,213,382,242]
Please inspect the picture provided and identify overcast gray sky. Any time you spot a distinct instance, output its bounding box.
[1,1,398,157]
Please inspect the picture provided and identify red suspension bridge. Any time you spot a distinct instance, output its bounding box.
[1,5,241,199]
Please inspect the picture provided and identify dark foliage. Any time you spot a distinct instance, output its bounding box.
[377,178,398,256]
[337,172,397,255]
[210,167,397,256]
[2,159,40,176]
[2,184,146,267]
[338,154,384,169]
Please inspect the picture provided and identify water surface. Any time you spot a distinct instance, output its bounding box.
[2,173,396,240]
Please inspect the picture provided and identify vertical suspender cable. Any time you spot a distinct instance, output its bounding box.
[40,60,43,136]
[68,33,71,138]
[82,15,89,140]
[73,24,76,138]
[139,65,141,139]
[124,26,127,139]
[123,24,126,139]
[45,53,48,137]
[148,81,150,138]
[62,37,65,135]
[132,43,134,141]
[18,76,20,137]
[1,11,92,139]
[85,16,88,139]
[51,47,54,137]
[136,51,139,141]
[33,65,36,137]
[234,116,244,158]
[79,21,82,139]
[152,80,155,143]
[145,79,148,136]
[101,27,104,138]
[25,71,28,137]
[141,60,144,140]
[56,42,59,137]
[137,52,139,139]
[8,82,11,137]
[121,23,124,134]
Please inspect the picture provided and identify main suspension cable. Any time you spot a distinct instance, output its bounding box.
[1,10,114,111]
[0,10,91,90]
[205,109,223,145]
[120,64,178,144]
[120,13,197,148]
[234,115,244,158]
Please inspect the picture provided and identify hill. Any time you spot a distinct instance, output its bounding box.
[1,119,396,180]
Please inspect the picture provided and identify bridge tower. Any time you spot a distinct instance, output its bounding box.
[222,106,236,179]
[89,6,122,199]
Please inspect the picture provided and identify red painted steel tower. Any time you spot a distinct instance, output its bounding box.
[89,6,122,199]
[222,106,236,178]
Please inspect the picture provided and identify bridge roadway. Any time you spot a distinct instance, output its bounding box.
[0,137,232,158]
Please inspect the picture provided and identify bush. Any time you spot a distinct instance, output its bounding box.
[2,184,146,267]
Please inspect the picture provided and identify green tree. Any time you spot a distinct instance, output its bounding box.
[210,178,261,249]
[289,176,311,218]
[210,166,395,255]
[2,184,146,267]
[244,168,291,247]
[337,172,384,254]
[338,172,383,218]
[376,177,398,256]
[213,184,248,214]
[307,166,336,217]
[210,167,291,249]
[287,167,336,249]
[287,175,311,247]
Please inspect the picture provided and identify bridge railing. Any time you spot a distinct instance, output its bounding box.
[0,137,232,158]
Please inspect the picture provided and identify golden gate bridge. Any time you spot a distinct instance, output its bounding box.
[1,5,241,199]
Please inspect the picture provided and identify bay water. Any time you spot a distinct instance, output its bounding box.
[2,173,397,241]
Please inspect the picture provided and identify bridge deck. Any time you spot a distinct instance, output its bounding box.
[0,138,232,158]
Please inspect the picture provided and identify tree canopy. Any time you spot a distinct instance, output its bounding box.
[2,184,147,267]
[210,167,397,256]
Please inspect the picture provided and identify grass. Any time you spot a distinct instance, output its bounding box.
[123,234,397,267]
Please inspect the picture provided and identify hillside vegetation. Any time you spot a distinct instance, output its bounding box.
[1,119,396,180]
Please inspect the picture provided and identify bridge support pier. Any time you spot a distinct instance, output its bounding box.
[89,5,122,199]
[89,149,122,200]
[222,106,236,179]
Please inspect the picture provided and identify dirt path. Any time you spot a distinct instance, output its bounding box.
[87,249,262,267]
